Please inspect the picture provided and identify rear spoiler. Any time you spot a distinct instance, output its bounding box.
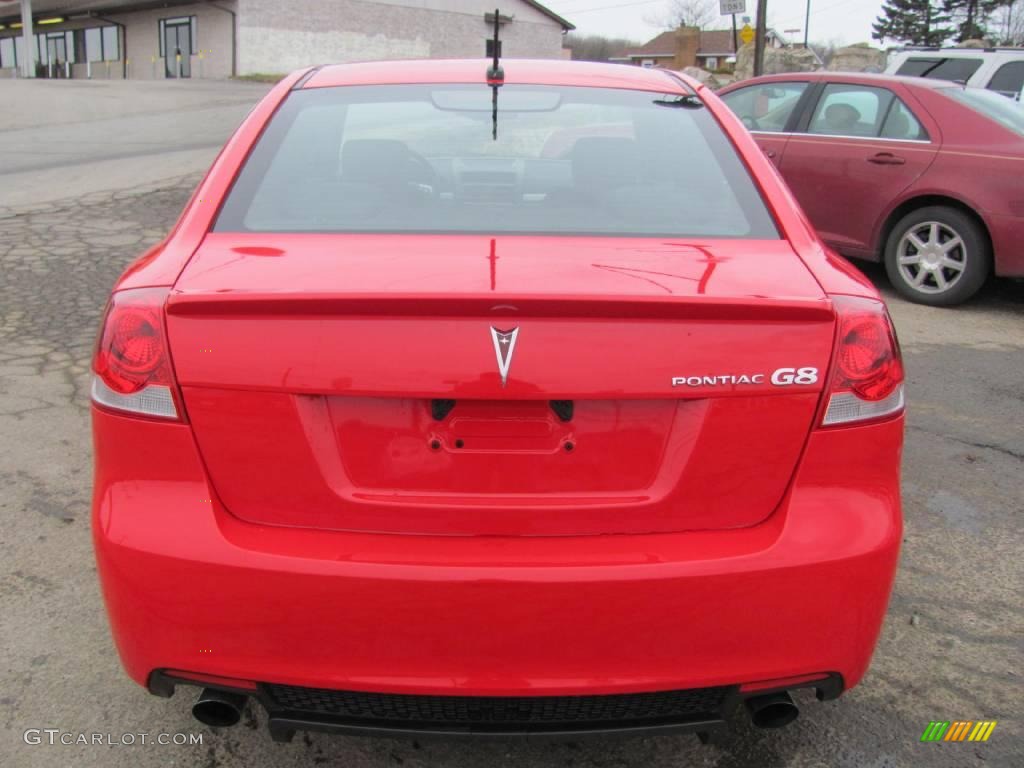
[166,292,836,322]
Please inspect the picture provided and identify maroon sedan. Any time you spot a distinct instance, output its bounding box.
[719,72,1024,305]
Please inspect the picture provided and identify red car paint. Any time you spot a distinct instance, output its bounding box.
[718,71,1024,277]
[92,60,904,737]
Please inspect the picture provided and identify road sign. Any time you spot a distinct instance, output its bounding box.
[740,23,754,45]
[720,0,747,14]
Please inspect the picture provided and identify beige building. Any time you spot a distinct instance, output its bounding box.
[0,0,573,80]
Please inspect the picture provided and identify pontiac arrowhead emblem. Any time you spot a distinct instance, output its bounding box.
[490,326,519,387]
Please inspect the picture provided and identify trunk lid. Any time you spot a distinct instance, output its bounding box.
[167,234,834,536]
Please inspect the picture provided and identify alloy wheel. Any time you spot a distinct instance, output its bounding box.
[896,221,967,295]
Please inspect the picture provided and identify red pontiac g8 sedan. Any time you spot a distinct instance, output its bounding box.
[91,60,905,742]
[719,72,1024,306]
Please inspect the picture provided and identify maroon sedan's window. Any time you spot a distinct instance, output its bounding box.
[808,85,897,137]
[720,82,808,132]
[215,84,779,239]
[879,100,928,141]
[806,85,928,141]
[940,86,1024,136]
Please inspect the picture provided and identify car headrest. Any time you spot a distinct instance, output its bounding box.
[823,103,860,132]
[341,139,413,182]
[570,137,643,189]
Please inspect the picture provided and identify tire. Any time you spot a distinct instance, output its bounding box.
[883,206,990,307]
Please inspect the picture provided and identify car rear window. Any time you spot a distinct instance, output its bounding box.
[939,86,1024,136]
[215,84,778,239]
[896,56,983,82]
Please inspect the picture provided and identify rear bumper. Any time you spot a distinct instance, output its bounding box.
[153,671,820,740]
[92,406,902,718]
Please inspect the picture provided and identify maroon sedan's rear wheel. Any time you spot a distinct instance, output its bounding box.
[884,206,990,307]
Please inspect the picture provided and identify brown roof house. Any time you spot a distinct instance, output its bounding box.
[614,26,790,72]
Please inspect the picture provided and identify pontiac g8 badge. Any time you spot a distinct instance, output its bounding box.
[671,367,819,387]
[490,327,519,387]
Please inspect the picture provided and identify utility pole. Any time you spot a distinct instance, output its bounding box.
[20,0,35,78]
[753,0,767,76]
[803,0,810,47]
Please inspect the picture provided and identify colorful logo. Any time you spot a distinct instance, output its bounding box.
[921,720,997,742]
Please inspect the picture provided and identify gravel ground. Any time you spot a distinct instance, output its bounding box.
[0,177,1021,767]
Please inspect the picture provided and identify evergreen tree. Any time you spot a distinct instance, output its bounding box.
[943,0,1003,41]
[873,0,955,45]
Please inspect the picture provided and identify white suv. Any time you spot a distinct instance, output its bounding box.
[886,48,1024,100]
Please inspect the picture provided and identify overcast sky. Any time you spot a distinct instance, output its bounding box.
[545,0,885,47]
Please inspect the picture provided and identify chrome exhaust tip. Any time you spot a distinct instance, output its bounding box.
[744,691,799,729]
[192,688,247,728]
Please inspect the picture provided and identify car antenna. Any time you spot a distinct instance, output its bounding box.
[486,8,504,140]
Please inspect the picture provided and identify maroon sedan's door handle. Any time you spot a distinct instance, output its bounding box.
[868,152,906,165]
[763,148,777,159]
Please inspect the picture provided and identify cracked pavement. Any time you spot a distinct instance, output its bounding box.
[1,113,1022,768]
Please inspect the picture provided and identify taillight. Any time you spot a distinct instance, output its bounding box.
[91,287,182,420]
[821,296,904,427]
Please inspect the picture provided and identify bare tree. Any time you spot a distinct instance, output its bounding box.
[988,0,1024,44]
[563,34,642,62]
[647,0,720,30]
[808,39,842,67]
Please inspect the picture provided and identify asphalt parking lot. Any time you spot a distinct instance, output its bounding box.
[1,81,1022,768]
[0,78,272,209]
